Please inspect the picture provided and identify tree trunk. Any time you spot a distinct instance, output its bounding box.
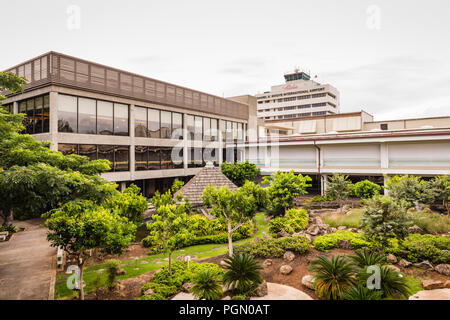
[79,263,84,300]
[168,250,172,276]
[4,209,14,227]
[339,199,343,214]
[227,219,233,257]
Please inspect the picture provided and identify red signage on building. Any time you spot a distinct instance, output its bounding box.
[284,84,298,90]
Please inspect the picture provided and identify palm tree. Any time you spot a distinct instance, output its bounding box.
[349,248,386,268]
[358,265,410,299]
[341,284,383,300]
[222,253,263,294]
[191,269,223,300]
[309,254,357,300]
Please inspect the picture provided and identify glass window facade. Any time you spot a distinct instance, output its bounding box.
[58,94,129,136]
[148,108,160,138]
[135,146,183,170]
[160,111,171,139]
[135,106,147,137]
[148,147,161,170]
[172,112,183,140]
[16,94,50,134]
[58,144,129,172]
[134,106,183,140]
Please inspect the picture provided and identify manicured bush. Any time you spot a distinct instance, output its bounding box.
[135,293,167,300]
[141,282,178,298]
[234,236,312,258]
[269,208,309,235]
[401,234,450,264]
[232,295,246,300]
[221,161,260,186]
[313,231,372,252]
[353,180,381,199]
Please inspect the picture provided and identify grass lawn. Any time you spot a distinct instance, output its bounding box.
[55,212,269,299]
[322,209,363,229]
[407,209,450,234]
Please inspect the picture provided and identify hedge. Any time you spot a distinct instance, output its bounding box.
[269,208,309,235]
[234,235,311,258]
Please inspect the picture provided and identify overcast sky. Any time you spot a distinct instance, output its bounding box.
[2,0,450,120]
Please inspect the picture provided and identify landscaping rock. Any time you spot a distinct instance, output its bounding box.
[408,225,424,234]
[306,225,320,236]
[280,265,293,275]
[220,260,228,267]
[301,275,315,290]
[144,288,154,295]
[386,265,401,273]
[262,259,273,268]
[435,264,450,276]
[140,260,148,264]
[330,227,337,233]
[348,228,358,233]
[337,226,347,231]
[292,232,312,241]
[181,282,194,293]
[176,255,198,261]
[97,269,104,274]
[276,231,291,238]
[422,280,445,290]
[444,281,450,288]
[313,217,323,225]
[318,224,331,235]
[413,260,434,270]
[337,239,352,249]
[399,259,412,268]
[254,280,268,297]
[116,268,127,275]
[342,204,350,213]
[387,254,398,264]
[283,251,295,262]
[409,289,450,300]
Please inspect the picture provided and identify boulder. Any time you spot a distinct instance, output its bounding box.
[292,232,312,241]
[116,268,127,275]
[387,254,398,264]
[306,225,320,236]
[444,281,450,289]
[140,260,148,264]
[313,217,323,225]
[318,224,331,235]
[330,227,337,233]
[409,289,450,300]
[422,280,445,290]
[337,226,347,231]
[435,264,450,276]
[408,225,424,234]
[283,251,295,262]
[181,282,194,293]
[301,275,315,290]
[143,288,154,295]
[262,259,273,268]
[276,231,291,238]
[337,239,352,250]
[176,255,198,261]
[386,265,401,273]
[341,204,350,213]
[398,259,412,268]
[413,261,434,270]
[348,228,359,233]
[254,280,268,297]
[280,265,293,275]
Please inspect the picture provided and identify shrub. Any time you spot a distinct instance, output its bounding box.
[313,231,372,252]
[326,174,352,212]
[141,282,178,298]
[135,293,167,300]
[358,265,410,299]
[232,295,246,300]
[221,161,260,186]
[341,284,383,300]
[104,259,120,290]
[401,234,450,264]
[191,269,223,300]
[348,248,386,268]
[353,180,381,199]
[263,171,312,216]
[384,175,435,208]
[309,255,357,300]
[222,253,263,294]
[269,208,309,235]
[234,236,312,258]
[361,195,409,246]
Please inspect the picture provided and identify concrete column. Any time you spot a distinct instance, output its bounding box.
[380,143,389,169]
[129,104,136,181]
[383,175,389,196]
[13,101,18,114]
[183,113,188,169]
[49,91,59,151]
[218,120,224,165]
[119,181,126,192]
[321,174,328,196]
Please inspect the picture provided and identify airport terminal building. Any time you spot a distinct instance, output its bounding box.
[1,52,257,196]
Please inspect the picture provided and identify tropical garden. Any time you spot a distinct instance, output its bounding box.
[1,71,449,301]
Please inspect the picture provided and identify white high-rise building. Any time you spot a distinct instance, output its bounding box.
[256,70,340,121]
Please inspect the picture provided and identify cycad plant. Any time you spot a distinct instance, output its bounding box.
[309,255,357,300]
[349,248,386,268]
[358,265,410,299]
[191,269,223,300]
[222,253,263,294]
[341,284,383,300]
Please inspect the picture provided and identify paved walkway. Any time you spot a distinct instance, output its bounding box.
[0,219,56,300]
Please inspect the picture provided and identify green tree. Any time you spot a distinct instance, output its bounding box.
[385,175,436,209]
[44,200,136,300]
[221,161,260,186]
[430,175,450,214]
[147,187,192,276]
[361,195,410,247]
[263,170,312,216]
[105,259,121,290]
[105,184,148,225]
[326,174,352,212]
[171,179,185,192]
[353,180,381,199]
[191,269,223,300]
[201,181,266,255]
